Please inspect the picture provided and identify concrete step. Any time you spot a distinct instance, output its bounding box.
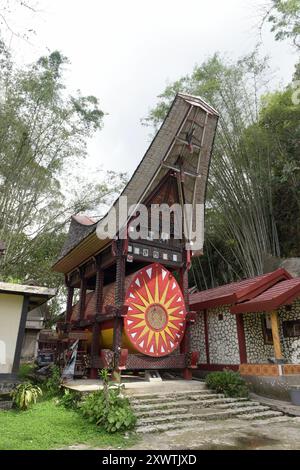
[132,396,249,412]
[130,389,212,403]
[136,414,292,434]
[136,405,270,428]
[249,415,292,425]
[237,410,283,420]
[135,406,189,418]
[214,400,260,409]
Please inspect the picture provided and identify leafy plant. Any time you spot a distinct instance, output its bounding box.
[80,369,136,433]
[43,365,62,396]
[11,382,42,410]
[58,389,82,410]
[205,370,249,398]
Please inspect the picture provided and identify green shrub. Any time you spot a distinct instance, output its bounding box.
[11,382,43,410]
[18,363,36,380]
[43,365,62,397]
[80,369,136,433]
[58,389,82,410]
[205,369,249,398]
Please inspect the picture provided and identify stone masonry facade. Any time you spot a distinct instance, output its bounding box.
[190,297,300,366]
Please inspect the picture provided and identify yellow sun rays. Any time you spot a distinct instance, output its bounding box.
[127,268,185,353]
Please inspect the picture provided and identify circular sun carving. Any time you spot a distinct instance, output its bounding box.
[124,263,187,357]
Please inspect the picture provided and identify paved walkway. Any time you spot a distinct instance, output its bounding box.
[251,393,300,417]
[129,415,300,450]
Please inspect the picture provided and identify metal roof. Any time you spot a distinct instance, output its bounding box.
[231,278,300,314]
[189,268,291,310]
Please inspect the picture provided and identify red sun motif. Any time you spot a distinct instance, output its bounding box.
[124,263,187,357]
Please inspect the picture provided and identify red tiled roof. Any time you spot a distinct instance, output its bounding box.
[189,268,291,310]
[231,278,300,314]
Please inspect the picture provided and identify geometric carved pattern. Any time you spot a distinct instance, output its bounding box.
[126,353,186,370]
[283,364,300,375]
[239,363,280,376]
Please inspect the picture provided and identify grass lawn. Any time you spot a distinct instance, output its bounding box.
[0,398,137,450]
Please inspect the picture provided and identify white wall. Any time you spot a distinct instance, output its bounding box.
[0,293,23,373]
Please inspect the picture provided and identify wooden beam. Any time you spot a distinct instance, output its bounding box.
[90,259,103,379]
[236,314,247,364]
[79,268,87,321]
[270,310,283,360]
[203,309,210,364]
[65,286,74,322]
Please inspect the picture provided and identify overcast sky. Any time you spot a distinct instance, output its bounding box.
[6,0,298,178]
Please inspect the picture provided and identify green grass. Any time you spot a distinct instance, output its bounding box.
[0,399,136,450]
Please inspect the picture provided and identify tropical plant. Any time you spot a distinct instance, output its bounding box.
[58,388,82,410]
[11,382,42,410]
[205,370,249,398]
[43,365,62,396]
[80,369,136,433]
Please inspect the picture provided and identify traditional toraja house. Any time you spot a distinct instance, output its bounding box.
[0,282,56,381]
[189,268,300,398]
[52,93,219,380]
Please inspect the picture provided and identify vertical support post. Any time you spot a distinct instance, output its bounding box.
[90,256,103,379]
[236,314,247,364]
[180,258,192,380]
[112,240,126,381]
[203,309,210,364]
[65,285,74,323]
[79,268,86,321]
[270,310,283,360]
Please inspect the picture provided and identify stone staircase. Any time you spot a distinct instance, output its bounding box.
[130,384,288,434]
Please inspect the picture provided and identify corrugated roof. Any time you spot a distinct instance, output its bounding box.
[231,278,300,313]
[189,268,291,310]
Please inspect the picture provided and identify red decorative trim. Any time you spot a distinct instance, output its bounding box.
[118,349,128,370]
[190,351,199,368]
[235,314,247,363]
[198,363,239,371]
[203,310,210,364]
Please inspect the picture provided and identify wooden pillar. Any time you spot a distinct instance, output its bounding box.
[90,257,103,379]
[112,240,126,379]
[270,310,283,360]
[180,260,192,380]
[203,309,210,364]
[65,285,74,323]
[236,314,247,364]
[79,268,87,321]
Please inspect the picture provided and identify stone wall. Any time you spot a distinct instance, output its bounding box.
[279,298,300,363]
[190,313,206,362]
[244,297,300,364]
[243,313,274,363]
[190,306,240,365]
[190,297,300,366]
[207,306,240,364]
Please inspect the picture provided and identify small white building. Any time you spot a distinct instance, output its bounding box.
[0,282,56,380]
